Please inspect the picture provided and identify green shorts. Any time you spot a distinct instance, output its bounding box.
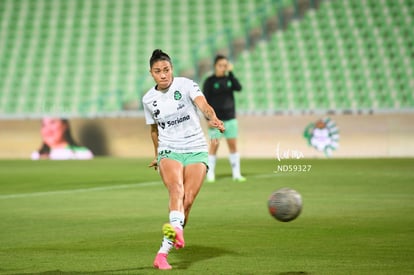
[208,118,238,139]
[158,150,208,168]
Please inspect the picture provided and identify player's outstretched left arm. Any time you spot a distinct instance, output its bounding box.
[194,96,225,133]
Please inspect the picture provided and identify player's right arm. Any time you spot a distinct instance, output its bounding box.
[149,123,159,169]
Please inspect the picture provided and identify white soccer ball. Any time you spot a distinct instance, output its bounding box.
[268,188,302,222]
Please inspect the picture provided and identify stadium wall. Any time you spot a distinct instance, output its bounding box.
[0,114,413,159]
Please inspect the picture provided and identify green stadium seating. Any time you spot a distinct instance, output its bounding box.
[233,0,414,113]
[0,0,281,116]
[0,0,413,116]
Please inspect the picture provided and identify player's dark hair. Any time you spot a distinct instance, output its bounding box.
[214,54,227,65]
[61,119,78,146]
[150,49,172,68]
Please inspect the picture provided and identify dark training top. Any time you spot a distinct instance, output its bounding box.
[203,71,242,121]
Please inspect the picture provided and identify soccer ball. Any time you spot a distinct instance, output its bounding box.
[268,188,302,222]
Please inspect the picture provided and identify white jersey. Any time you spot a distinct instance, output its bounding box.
[142,77,208,153]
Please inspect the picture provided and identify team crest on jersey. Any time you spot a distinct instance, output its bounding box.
[174,91,182,100]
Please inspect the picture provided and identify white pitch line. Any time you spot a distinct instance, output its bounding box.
[0,181,162,200]
[0,173,282,200]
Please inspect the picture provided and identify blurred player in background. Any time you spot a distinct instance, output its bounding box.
[31,117,93,160]
[142,49,225,270]
[203,54,246,182]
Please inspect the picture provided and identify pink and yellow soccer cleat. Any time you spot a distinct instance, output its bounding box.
[153,253,172,270]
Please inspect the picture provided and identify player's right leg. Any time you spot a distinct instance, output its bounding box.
[159,157,185,212]
[153,222,184,269]
[154,156,186,269]
[153,224,176,270]
[153,238,173,270]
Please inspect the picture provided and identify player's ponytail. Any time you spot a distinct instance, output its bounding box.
[150,49,172,68]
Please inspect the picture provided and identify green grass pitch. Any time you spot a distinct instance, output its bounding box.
[0,158,413,274]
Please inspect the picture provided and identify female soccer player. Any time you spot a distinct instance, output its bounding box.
[203,54,246,182]
[142,49,225,270]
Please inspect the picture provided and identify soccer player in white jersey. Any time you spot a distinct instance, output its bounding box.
[142,49,225,270]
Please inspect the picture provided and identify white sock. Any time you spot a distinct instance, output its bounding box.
[169,210,185,230]
[207,155,216,179]
[229,152,241,179]
[158,237,174,254]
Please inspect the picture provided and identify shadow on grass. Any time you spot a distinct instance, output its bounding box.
[215,173,233,181]
[6,245,308,274]
[173,244,238,270]
[8,268,310,275]
[7,245,237,274]
[214,170,269,182]
[6,267,153,275]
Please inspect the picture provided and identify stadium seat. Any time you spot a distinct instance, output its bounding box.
[234,0,414,113]
[1,0,413,115]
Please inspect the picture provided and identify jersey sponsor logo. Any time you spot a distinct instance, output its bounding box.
[153,109,160,118]
[166,114,190,127]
